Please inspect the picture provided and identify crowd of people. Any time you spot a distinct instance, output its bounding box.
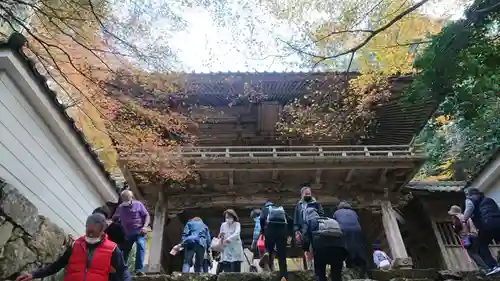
[178,185,391,281]
[15,190,150,281]
[14,184,500,281]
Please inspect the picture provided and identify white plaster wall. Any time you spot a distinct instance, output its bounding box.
[0,71,105,235]
[485,180,500,206]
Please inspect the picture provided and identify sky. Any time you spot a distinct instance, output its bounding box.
[166,0,467,72]
[168,5,303,72]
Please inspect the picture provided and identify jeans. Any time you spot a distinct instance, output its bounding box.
[264,224,288,279]
[122,232,146,273]
[202,259,211,273]
[182,243,205,272]
[313,246,346,281]
[222,261,241,272]
[478,227,500,269]
[465,237,488,269]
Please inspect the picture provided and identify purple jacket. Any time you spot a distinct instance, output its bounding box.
[114,200,149,234]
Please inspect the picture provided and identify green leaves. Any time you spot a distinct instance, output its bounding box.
[408,0,500,180]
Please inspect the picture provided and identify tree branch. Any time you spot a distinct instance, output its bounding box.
[287,0,431,68]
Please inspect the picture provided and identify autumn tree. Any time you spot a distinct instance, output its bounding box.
[262,0,451,139]
[0,0,200,181]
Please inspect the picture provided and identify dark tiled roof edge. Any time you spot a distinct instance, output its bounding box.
[406,180,466,192]
[0,33,118,192]
[466,147,500,189]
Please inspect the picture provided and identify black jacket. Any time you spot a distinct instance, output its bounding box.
[472,195,500,230]
[260,203,293,235]
[107,220,126,247]
[293,198,323,232]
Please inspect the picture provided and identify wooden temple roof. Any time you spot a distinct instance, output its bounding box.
[137,72,436,146]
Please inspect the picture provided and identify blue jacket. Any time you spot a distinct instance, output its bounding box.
[181,220,211,248]
[333,204,362,232]
[293,198,324,232]
[252,215,261,243]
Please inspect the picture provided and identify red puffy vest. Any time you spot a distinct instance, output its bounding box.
[64,235,117,281]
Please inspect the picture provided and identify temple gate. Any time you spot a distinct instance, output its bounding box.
[119,72,438,273]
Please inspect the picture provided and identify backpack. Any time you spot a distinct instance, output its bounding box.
[267,205,287,224]
[184,234,201,246]
[314,217,343,237]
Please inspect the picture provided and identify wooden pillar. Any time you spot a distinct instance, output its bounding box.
[146,191,167,273]
[381,201,413,268]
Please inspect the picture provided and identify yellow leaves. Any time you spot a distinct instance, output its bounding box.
[435,115,451,125]
[358,4,444,76]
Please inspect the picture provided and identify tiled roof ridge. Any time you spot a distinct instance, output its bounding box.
[407,180,467,186]
[0,32,118,192]
[405,180,466,193]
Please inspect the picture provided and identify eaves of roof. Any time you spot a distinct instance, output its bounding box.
[405,180,466,192]
[0,33,117,192]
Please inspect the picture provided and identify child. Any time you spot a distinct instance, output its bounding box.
[372,244,391,270]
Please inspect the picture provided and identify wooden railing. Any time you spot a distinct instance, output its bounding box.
[131,145,422,159]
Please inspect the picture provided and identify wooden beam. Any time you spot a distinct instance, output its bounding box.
[146,191,166,273]
[117,159,144,201]
[272,170,279,181]
[345,169,356,182]
[379,169,388,184]
[315,170,322,185]
[229,170,234,188]
[166,191,408,211]
[381,201,412,268]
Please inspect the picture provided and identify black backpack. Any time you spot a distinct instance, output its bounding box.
[266,205,287,224]
[313,217,343,237]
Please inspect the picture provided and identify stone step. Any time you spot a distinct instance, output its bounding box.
[131,270,500,281]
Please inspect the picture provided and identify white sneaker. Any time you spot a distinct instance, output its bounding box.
[486,266,500,276]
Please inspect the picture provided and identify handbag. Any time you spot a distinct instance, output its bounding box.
[211,237,223,252]
[257,235,265,253]
[461,236,472,247]
[243,251,258,272]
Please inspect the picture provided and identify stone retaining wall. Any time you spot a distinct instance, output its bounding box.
[132,270,500,281]
[0,181,72,280]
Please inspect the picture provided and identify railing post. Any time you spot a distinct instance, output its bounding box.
[225,148,230,157]
[319,147,324,157]
[364,146,370,156]
[273,148,277,157]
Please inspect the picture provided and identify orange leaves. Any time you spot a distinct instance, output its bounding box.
[104,70,194,183]
[16,12,193,183]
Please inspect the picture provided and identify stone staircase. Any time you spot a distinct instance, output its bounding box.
[132,269,500,281]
